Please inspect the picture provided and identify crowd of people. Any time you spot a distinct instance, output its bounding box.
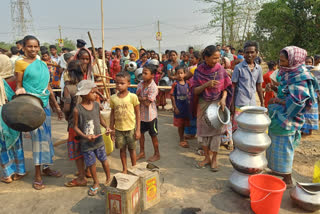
[0,35,318,197]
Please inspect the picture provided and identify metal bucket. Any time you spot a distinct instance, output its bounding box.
[2,94,46,132]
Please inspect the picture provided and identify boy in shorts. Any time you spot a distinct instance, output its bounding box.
[110,72,141,174]
[136,64,160,162]
[73,80,111,196]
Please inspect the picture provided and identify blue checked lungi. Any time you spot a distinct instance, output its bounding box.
[301,102,319,134]
[30,105,54,166]
[0,135,26,178]
[266,131,301,174]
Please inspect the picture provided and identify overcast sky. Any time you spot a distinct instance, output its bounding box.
[0,0,219,52]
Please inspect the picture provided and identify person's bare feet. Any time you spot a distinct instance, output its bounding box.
[136,153,145,161]
[147,154,160,162]
[121,170,128,174]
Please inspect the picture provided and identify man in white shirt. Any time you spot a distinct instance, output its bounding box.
[10,46,20,73]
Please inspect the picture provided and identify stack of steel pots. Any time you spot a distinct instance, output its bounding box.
[229,106,271,196]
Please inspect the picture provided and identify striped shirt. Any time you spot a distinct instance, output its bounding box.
[137,80,158,122]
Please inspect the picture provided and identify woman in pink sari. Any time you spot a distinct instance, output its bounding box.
[193,45,233,172]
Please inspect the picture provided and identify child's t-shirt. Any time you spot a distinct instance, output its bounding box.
[76,102,104,152]
[110,92,140,131]
[170,81,191,119]
[136,80,158,122]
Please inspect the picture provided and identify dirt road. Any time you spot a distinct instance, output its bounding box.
[0,110,319,214]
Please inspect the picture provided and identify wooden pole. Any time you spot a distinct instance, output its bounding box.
[101,0,109,97]
[87,31,110,99]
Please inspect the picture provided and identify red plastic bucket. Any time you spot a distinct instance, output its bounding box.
[249,174,286,214]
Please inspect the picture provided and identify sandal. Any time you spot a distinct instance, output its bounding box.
[33,180,45,190]
[1,176,13,184]
[64,178,87,187]
[211,167,219,172]
[88,186,99,196]
[13,172,28,181]
[179,141,189,148]
[195,162,209,169]
[42,169,63,178]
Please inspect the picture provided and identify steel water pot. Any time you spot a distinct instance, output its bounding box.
[229,170,251,197]
[2,94,46,132]
[233,128,271,154]
[290,182,320,212]
[204,103,230,130]
[236,106,271,132]
[134,68,143,82]
[229,148,267,174]
[159,76,172,91]
[127,61,137,72]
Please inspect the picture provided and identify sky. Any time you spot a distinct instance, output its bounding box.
[0,0,219,52]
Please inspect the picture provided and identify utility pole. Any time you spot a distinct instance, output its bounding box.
[221,0,225,45]
[157,20,161,55]
[59,25,62,40]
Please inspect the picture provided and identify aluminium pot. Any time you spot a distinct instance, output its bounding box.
[159,76,172,91]
[232,128,271,154]
[290,182,320,212]
[229,148,267,174]
[134,68,143,82]
[204,103,230,130]
[2,94,46,132]
[229,170,251,197]
[127,61,137,72]
[236,106,271,133]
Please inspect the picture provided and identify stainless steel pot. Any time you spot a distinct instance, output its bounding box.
[236,106,271,133]
[229,148,267,174]
[134,68,143,82]
[233,128,271,154]
[127,61,137,72]
[159,76,172,91]
[204,103,230,129]
[229,170,251,197]
[2,94,46,132]
[290,182,320,212]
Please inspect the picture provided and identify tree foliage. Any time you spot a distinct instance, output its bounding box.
[196,0,266,48]
[252,0,320,60]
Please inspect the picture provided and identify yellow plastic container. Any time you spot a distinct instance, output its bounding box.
[101,126,114,156]
[313,160,320,183]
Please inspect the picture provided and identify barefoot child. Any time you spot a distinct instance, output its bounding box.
[136,64,160,162]
[73,80,111,196]
[110,72,141,174]
[170,66,191,148]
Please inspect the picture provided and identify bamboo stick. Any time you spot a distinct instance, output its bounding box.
[52,84,172,91]
[87,31,110,99]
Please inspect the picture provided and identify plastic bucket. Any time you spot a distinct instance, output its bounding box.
[249,174,286,214]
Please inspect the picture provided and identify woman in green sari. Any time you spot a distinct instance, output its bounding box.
[15,35,63,190]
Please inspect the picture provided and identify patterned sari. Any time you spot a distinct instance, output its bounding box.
[0,55,26,178]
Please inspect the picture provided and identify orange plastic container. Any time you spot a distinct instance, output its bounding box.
[249,174,286,214]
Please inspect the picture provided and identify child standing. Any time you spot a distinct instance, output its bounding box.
[170,66,191,148]
[110,72,141,174]
[136,64,160,162]
[73,80,111,196]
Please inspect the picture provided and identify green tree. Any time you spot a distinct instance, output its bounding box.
[252,0,320,60]
[54,37,76,53]
[196,0,267,48]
